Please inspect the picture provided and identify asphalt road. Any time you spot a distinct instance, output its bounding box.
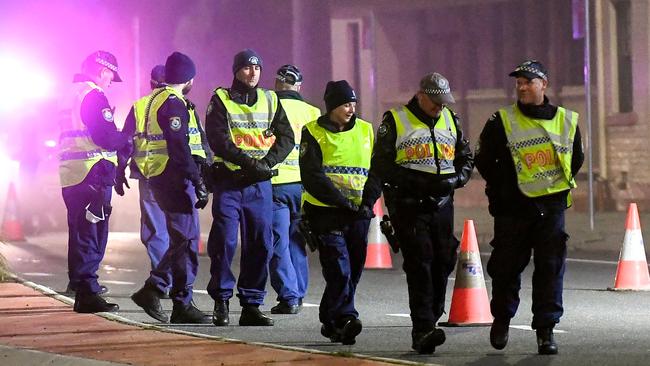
[3,230,650,366]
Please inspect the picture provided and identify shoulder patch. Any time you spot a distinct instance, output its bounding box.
[299,141,309,158]
[101,108,114,122]
[169,116,182,131]
[378,123,388,137]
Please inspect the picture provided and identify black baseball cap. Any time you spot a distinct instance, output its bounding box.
[509,60,548,81]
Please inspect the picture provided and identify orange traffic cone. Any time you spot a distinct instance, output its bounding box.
[198,235,207,256]
[364,199,392,269]
[608,203,650,291]
[1,182,25,242]
[440,219,492,326]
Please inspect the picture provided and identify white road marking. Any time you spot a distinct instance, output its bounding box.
[302,302,318,307]
[566,258,618,265]
[108,232,140,240]
[193,290,208,294]
[101,280,136,286]
[387,313,410,318]
[21,272,53,277]
[510,325,567,333]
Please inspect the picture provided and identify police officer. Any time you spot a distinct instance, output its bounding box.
[124,52,210,324]
[475,60,584,355]
[269,65,321,314]
[366,73,473,354]
[117,65,211,302]
[205,49,294,327]
[58,51,129,313]
[300,80,376,346]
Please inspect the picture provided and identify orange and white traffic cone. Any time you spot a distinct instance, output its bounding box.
[198,235,207,256]
[440,219,492,326]
[364,199,393,269]
[1,182,25,242]
[608,203,650,291]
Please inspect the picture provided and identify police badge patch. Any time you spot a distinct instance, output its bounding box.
[299,142,308,157]
[378,123,388,137]
[169,117,182,131]
[101,108,114,122]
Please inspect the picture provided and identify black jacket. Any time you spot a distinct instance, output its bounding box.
[365,97,474,207]
[204,78,294,170]
[474,96,584,217]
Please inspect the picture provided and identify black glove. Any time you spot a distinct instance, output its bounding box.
[356,204,375,220]
[194,179,209,209]
[114,169,130,196]
[199,161,214,193]
[241,157,273,182]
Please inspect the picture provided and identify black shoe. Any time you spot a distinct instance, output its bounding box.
[536,328,558,355]
[412,328,446,354]
[340,318,363,345]
[65,284,108,296]
[320,323,341,342]
[212,300,229,326]
[271,301,300,314]
[73,293,119,313]
[170,302,210,324]
[131,285,168,323]
[239,305,274,326]
[490,319,510,350]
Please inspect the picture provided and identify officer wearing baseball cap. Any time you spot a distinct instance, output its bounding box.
[300,80,378,346]
[59,50,129,313]
[205,49,294,327]
[120,52,210,324]
[476,60,584,355]
[364,72,474,354]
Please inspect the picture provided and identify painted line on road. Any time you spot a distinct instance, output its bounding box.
[21,272,54,277]
[387,313,410,318]
[101,280,136,286]
[510,325,567,333]
[481,252,622,266]
[194,290,208,294]
[302,302,318,307]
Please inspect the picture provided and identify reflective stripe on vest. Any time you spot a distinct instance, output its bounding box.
[58,81,118,187]
[132,87,206,178]
[301,118,374,207]
[272,98,321,185]
[213,88,278,171]
[500,104,578,200]
[392,106,457,174]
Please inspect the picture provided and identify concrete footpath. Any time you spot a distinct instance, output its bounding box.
[0,279,409,366]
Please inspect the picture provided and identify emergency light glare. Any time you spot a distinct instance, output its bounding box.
[0,55,54,112]
[44,139,57,148]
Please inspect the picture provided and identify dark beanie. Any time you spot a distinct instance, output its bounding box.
[324,80,357,112]
[150,64,165,87]
[165,52,196,84]
[232,48,263,74]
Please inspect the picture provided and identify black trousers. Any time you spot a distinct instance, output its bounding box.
[486,212,568,329]
[388,199,459,332]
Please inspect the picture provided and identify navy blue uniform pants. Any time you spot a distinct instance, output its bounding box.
[316,218,370,328]
[270,183,305,305]
[389,200,459,332]
[147,178,199,305]
[207,179,273,306]
[486,212,568,329]
[138,179,172,291]
[62,182,112,295]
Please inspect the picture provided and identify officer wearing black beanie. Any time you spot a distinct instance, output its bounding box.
[120,51,211,325]
[299,80,380,345]
[204,48,294,327]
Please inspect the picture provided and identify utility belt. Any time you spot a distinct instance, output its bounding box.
[210,162,278,186]
[383,182,451,211]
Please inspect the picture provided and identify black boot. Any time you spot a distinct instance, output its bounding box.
[490,319,510,350]
[131,284,168,323]
[73,293,119,313]
[271,301,300,314]
[239,305,274,326]
[212,300,229,326]
[65,283,108,296]
[339,318,363,345]
[170,301,210,324]
[320,323,341,342]
[411,328,446,354]
[536,328,558,355]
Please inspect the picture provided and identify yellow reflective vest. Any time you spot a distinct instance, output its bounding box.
[213,88,278,171]
[132,87,206,178]
[499,103,578,201]
[392,106,457,174]
[272,98,321,184]
[302,118,374,207]
[58,81,117,187]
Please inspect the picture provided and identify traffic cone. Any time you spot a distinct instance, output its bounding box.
[440,219,492,326]
[1,182,25,242]
[364,199,392,269]
[198,235,207,256]
[608,203,650,291]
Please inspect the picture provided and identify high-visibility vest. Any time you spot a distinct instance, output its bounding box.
[132,87,206,178]
[213,88,278,171]
[391,106,457,175]
[499,103,578,201]
[302,118,374,207]
[58,81,118,187]
[272,98,320,184]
